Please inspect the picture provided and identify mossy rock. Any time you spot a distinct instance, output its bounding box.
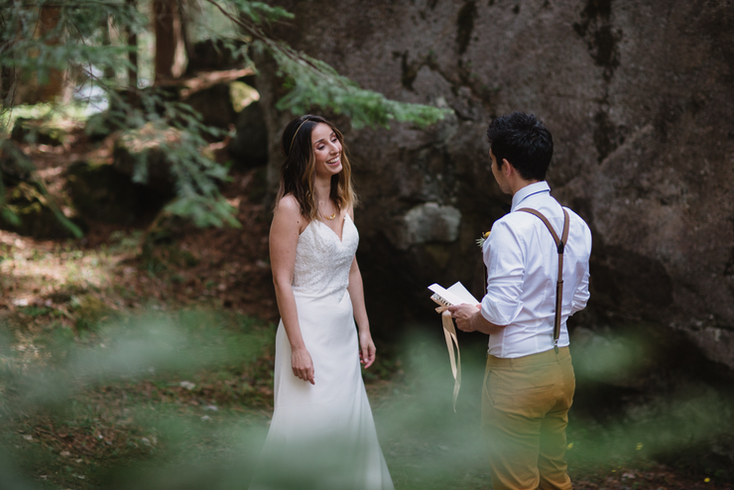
[112,124,180,198]
[65,161,139,224]
[0,141,34,187]
[10,117,65,146]
[0,182,84,239]
[66,160,173,225]
[84,110,125,141]
[186,38,247,73]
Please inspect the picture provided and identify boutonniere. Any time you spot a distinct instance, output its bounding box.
[476,230,491,247]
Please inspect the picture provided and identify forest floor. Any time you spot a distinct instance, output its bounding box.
[0,126,731,490]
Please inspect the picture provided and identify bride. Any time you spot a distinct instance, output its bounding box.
[250,115,394,490]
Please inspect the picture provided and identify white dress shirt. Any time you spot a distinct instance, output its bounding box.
[480,181,592,358]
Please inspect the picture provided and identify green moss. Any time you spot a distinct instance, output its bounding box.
[10,117,66,146]
[0,182,81,239]
[71,294,110,332]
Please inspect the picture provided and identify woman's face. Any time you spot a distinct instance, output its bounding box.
[310,122,342,179]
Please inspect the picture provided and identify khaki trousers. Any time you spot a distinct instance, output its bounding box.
[481,347,575,490]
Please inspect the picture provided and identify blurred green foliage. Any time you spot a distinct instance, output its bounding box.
[2,314,732,489]
[0,0,449,232]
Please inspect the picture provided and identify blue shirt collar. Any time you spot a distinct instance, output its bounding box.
[511,181,551,212]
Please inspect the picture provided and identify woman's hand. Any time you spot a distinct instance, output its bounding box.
[291,347,315,385]
[359,331,376,369]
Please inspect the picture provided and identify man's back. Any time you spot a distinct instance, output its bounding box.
[449,111,591,490]
[481,181,592,358]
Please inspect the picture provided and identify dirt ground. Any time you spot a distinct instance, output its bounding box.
[1,126,731,490]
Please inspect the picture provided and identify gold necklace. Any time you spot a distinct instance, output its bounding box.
[319,199,337,220]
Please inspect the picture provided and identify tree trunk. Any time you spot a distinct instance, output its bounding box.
[37,6,64,102]
[1,5,69,106]
[180,0,196,71]
[153,0,187,84]
[0,8,16,106]
[101,15,116,81]
[1,63,16,108]
[126,0,138,103]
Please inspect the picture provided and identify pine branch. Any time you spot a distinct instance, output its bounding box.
[0,0,450,232]
[9,2,129,7]
[203,0,450,129]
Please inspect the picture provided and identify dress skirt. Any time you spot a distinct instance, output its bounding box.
[249,289,394,490]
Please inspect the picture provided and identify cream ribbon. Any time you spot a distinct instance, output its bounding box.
[434,305,461,412]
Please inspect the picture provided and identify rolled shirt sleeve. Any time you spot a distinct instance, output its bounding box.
[570,224,592,315]
[476,183,592,358]
[480,220,525,326]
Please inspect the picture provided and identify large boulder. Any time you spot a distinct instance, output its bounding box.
[111,123,181,199]
[257,0,734,375]
[65,161,167,225]
[68,124,185,225]
[0,141,34,187]
[0,182,81,239]
[186,39,247,74]
[228,100,269,168]
[11,117,65,146]
[0,142,81,238]
[182,82,237,131]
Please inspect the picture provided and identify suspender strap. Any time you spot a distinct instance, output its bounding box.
[517,207,570,351]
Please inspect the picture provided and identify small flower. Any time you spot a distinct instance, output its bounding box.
[635,442,643,451]
[705,478,711,483]
[476,230,491,247]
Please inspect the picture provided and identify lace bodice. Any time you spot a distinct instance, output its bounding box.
[292,214,359,297]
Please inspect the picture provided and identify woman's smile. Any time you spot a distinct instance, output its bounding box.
[311,122,343,178]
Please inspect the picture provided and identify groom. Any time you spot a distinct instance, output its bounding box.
[449,112,592,490]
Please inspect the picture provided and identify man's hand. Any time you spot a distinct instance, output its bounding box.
[448,303,481,332]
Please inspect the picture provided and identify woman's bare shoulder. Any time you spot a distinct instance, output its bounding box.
[275,194,302,215]
[273,194,308,234]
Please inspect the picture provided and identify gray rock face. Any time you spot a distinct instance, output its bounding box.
[386,202,462,250]
[258,0,734,370]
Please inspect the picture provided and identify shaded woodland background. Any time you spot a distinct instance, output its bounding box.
[0,0,733,489]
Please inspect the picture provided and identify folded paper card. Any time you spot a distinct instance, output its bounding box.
[428,281,480,307]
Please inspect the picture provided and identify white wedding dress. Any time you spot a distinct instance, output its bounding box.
[250,214,394,490]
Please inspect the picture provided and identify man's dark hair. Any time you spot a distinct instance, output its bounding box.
[486,112,553,181]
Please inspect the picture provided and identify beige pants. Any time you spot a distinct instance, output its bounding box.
[481,346,575,490]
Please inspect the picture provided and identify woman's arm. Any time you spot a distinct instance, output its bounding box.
[346,208,376,369]
[270,195,315,384]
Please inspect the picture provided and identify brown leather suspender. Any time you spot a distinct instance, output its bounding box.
[517,207,570,352]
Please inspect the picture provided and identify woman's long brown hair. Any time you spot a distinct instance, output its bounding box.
[275,115,357,221]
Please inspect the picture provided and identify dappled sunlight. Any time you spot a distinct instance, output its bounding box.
[0,225,731,488]
[0,0,728,487]
[0,230,129,311]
